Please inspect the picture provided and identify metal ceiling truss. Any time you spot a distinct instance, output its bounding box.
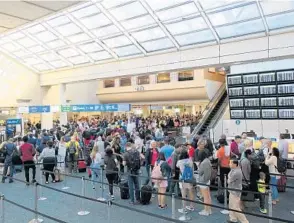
[256,0,269,35]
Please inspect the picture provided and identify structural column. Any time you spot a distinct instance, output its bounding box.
[58,84,68,126]
[41,86,53,130]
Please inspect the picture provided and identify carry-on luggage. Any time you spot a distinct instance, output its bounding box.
[78,161,87,173]
[119,181,129,199]
[140,185,152,205]
[277,174,287,192]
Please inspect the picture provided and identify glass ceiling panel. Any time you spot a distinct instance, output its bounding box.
[13,50,30,57]
[156,2,199,21]
[113,45,141,57]
[165,17,207,35]
[58,48,80,58]
[216,19,265,39]
[17,37,37,48]
[175,29,216,46]
[55,23,82,37]
[266,11,294,30]
[1,43,20,52]
[78,42,103,53]
[199,0,244,10]
[71,4,100,19]
[260,0,294,16]
[208,3,260,26]
[46,39,66,49]
[67,55,89,65]
[33,63,50,71]
[131,27,166,42]
[39,52,58,61]
[26,24,46,34]
[110,2,147,21]
[103,35,132,48]
[102,0,134,9]
[28,45,46,54]
[23,57,43,65]
[35,31,57,42]
[141,38,174,52]
[146,0,190,11]
[67,33,91,43]
[81,13,112,30]
[121,15,156,30]
[92,25,120,38]
[88,51,112,61]
[47,15,71,27]
[50,60,68,68]
[9,32,25,40]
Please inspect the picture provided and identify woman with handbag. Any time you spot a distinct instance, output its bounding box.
[38,141,56,184]
[90,145,102,189]
[104,148,118,200]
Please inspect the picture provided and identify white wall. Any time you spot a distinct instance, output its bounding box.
[40,31,294,86]
[0,53,41,107]
[205,80,223,100]
[65,81,99,104]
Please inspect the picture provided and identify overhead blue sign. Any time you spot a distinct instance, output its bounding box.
[70,104,130,112]
[29,106,50,113]
[6,119,22,125]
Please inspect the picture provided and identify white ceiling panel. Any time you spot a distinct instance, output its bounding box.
[67,33,91,43]
[28,45,46,53]
[141,38,175,52]
[46,15,71,27]
[1,42,20,52]
[67,55,89,64]
[17,37,38,48]
[103,35,132,48]
[13,50,31,57]
[165,17,207,35]
[88,51,112,61]
[175,29,216,46]
[121,15,156,30]
[78,42,103,53]
[131,27,166,42]
[55,23,81,36]
[80,13,112,29]
[46,39,66,49]
[92,25,120,38]
[113,45,141,57]
[58,48,80,58]
[23,57,43,65]
[50,60,69,68]
[26,24,46,34]
[102,0,135,9]
[33,63,51,71]
[71,4,100,19]
[146,0,190,11]
[35,31,58,42]
[39,52,59,62]
[110,2,147,21]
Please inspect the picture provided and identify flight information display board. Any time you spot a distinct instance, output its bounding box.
[227,69,294,119]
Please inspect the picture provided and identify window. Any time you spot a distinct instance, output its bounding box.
[157,73,170,83]
[178,71,194,81]
[120,77,132,87]
[137,75,150,85]
[104,79,115,88]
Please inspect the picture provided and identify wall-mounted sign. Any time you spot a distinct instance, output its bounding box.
[150,105,163,110]
[29,106,50,113]
[61,105,71,112]
[6,119,22,125]
[18,106,29,114]
[50,105,60,113]
[135,86,144,91]
[70,104,130,112]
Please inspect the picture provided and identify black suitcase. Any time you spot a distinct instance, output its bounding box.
[119,181,129,199]
[140,185,152,205]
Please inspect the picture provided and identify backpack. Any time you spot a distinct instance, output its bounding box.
[151,162,163,184]
[276,158,286,173]
[127,149,141,173]
[160,161,171,178]
[250,152,261,170]
[68,142,77,155]
[180,161,193,181]
[257,148,265,162]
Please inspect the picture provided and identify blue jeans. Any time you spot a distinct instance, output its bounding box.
[270,176,279,201]
[2,161,14,182]
[91,163,100,186]
[128,173,140,203]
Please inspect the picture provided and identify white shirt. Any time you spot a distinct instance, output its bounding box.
[92,152,102,165]
[39,147,55,160]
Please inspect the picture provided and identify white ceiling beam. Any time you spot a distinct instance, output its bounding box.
[139,0,180,50]
[21,29,74,67]
[95,2,147,55]
[256,0,269,35]
[65,13,119,59]
[194,0,220,44]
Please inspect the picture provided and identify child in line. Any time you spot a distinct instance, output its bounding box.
[257,172,267,214]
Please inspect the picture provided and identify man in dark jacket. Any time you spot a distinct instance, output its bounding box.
[1,138,17,183]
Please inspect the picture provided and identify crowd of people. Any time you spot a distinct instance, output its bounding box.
[0,115,291,223]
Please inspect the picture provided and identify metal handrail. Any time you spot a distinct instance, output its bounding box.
[191,83,227,137]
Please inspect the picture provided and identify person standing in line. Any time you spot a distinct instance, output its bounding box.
[90,145,102,189]
[278,134,289,162]
[38,141,56,184]
[20,136,36,185]
[144,140,159,185]
[1,138,17,183]
[265,147,279,205]
[217,139,231,187]
[104,148,118,200]
[66,136,80,174]
[227,157,249,223]
[257,172,267,214]
[123,142,141,205]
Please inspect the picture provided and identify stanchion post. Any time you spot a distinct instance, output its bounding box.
[30,183,43,223]
[107,200,112,223]
[268,190,273,223]
[77,176,90,216]
[38,170,47,201]
[221,174,229,215]
[172,193,175,219]
[62,172,70,190]
[0,195,4,223]
[98,166,106,202]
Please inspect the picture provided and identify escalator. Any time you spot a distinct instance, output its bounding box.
[191,85,228,137]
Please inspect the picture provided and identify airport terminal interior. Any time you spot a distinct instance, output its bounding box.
[1,0,294,222]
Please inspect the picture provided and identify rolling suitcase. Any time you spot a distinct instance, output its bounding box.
[140,185,152,205]
[277,174,287,192]
[78,150,87,173]
[119,181,129,199]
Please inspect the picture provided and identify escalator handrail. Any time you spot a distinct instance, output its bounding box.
[191,83,227,137]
